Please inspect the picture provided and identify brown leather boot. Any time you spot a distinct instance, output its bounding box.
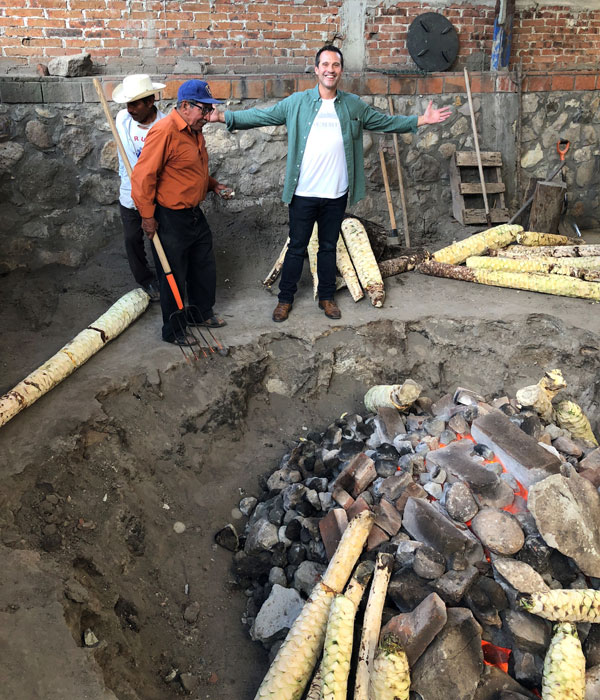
[272,302,292,322]
[318,299,341,319]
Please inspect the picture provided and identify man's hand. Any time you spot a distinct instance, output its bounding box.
[206,109,225,124]
[417,100,452,126]
[214,183,235,200]
[141,217,158,239]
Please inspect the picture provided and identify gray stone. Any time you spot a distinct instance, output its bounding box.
[444,481,479,522]
[0,80,43,103]
[377,471,413,501]
[503,609,550,654]
[0,141,24,172]
[239,496,257,516]
[245,518,279,555]
[402,497,485,565]
[413,545,446,579]
[41,81,84,103]
[586,664,600,700]
[438,142,456,159]
[293,560,326,597]
[511,648,543,688]
[431,566,479,604]
[395,539,423,568]
[423,482,443,500]
[250,583,304,642]
[521,144,544,168]
[381,593,448,666]
[491,556,549,594]
[99,140,118,171]
[183,601,200,623]
[266,468,302,492]
[411,608,483,700]
[528,471,600,577]
[282,483,306,510]
[59,127,92,163]
[268,566,287,588]
[179,673,199,693]
[82,174,119,204]
[47,53,93,77]
[470,508,524,555]
[25,120,52,149]
[475,665,538,699]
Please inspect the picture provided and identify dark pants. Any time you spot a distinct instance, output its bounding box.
[278,193,348,304]
[119,204,157,287]
[152,203,216,342]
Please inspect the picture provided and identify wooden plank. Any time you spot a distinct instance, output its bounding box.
[456,151,503,167]
[460,182,506,194]
[449,153,466,224]
[463,208,510,225]
[528,180,566,234]
[496,166,506,208]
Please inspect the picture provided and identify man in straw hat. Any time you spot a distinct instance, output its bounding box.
[131,79,233,346]
[113,74,167,302]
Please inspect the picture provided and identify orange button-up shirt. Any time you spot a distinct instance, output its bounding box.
[131,108,218,219]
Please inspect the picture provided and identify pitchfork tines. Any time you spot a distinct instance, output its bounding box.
[170,305,229,363]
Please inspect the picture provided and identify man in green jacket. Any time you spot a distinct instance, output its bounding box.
[211,45,451,322]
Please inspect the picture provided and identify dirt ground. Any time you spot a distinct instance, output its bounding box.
[1,212,600,700]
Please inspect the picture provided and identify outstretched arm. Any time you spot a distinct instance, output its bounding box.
[417,100,452,126]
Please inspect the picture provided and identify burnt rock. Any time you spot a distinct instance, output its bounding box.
[322,425,342,448]
[472,443,495,460]
[239,496,258,516]
[475,665,538,699]
[516,535,552,574]
[293,560,326,597]
[338,439,365,460]
[470,508,525,556]
[402,497,485,565]
[424,417,446,437]
[393,439,413,456]
[388,568,433,612]
[374,458,399,478]
[510,648,543,689]
[528,471,600,578]
[284,519,302,541]
[413,545,446,579]
[295,501,316,517]
[444,481,479,522]
[246,519,279,554]
[503,609,551,655]
[395,540,423,568]
[306,539,327,563]
[270,542,288,569]
[381,592,447,666]
[214,524,239,552]
[377,472,413,501]
[304,478,327,493]
[267,468,302,493]
[548,549,579,586]
[282,484,306,511]
[411,607,483,700]
[267,498,285,525]
[395,481,428,514]
[448,412,470,435]
[233,550,273,580]
[519,414,543,439]
[268,567,287,587]
[464,576,507,628]
[586,666,600,700]
[286,542,306,566]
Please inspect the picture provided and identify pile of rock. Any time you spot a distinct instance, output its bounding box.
[229,381,600,698]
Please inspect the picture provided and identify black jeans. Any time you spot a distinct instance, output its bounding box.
[278,193,348,304]
[119,204,157,287]
[152,203,216,342]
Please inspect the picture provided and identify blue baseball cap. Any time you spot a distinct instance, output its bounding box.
[177,79,223,105]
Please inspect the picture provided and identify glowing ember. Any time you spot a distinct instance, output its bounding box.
[481,640,511,673]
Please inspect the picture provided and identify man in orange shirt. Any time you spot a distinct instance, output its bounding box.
[131,80,231,346]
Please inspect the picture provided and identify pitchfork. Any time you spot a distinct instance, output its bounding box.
[93,79,228,362]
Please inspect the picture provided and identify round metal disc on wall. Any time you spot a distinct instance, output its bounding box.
[407,12,459,72]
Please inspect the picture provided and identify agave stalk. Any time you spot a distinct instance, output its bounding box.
[253,511,375,700]
[519,589,600,623]
[369,633,410,700]
[341,218,385,307]
[432,224,522,265]
[0,289,149,429]
[542,622,585,700]
[555,400,598,446]
[354,552,394,700]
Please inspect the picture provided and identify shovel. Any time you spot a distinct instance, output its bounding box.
[93,79,228,361]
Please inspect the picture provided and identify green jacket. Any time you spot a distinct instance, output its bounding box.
[225,85,418,206]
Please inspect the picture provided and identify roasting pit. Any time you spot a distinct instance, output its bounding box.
[2,300,600,700]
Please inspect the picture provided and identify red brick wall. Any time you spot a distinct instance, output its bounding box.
[1,1,599,73]
[366,4,600,71]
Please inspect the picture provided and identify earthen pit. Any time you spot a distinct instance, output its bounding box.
[1,314,600,700]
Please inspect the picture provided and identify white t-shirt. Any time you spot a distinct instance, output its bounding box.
[128,116,157,158]
[295,98,348,199]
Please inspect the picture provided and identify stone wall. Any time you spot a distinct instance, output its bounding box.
[0,72,598,272]
[1,0,599,75]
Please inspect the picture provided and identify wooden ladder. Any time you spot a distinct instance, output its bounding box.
[449,151,509,225]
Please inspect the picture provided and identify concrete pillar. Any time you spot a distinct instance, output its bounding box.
[339,0,368,72]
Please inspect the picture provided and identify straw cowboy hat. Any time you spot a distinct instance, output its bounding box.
[112,74,166,103]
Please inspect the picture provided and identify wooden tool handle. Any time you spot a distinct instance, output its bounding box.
[93,78,184,309]
[463,68,491,222]
[388,96,411,247]
[379,148,397,235]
